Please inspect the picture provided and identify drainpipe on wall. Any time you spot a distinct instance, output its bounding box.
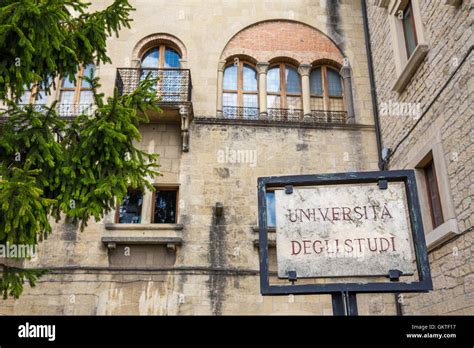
[361,0,385,171]
[361,0,403,316]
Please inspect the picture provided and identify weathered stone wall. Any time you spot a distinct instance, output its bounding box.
[0,0,402,315]
[366,0,473,314]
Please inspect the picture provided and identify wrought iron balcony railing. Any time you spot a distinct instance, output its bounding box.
[222,106,259,119]
[217,106,348,124]
[309,110,347,124]
[57,103,94,117]
[116,68,192,103]
[13,103,94,118]
[17,104,48,112]
[267,108,304,121]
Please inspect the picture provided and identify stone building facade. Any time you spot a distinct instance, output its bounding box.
[366,0,472,314]
[0,0,471,315]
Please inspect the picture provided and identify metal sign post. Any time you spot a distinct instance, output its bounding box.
[257,170,432,316]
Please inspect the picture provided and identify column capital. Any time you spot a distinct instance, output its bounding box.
[298,63,312,77]
[256,62,270,74]
[218,60,227,72]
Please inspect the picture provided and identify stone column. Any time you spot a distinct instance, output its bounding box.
[216,60,226,117]
[256,62,269,117]
[179,104,190,152]
[298,64,312,117]
[340,61,356,124]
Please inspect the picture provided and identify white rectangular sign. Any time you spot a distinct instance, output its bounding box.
[275,182,415,278]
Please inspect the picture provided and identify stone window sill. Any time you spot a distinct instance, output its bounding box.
[102,223,183,250]
[425,218,460,251]
[392,44,429,93]
[105,223,184,231]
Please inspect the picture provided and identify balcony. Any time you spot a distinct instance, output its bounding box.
[116,68,191,102]
[115,68,193,151]
[116,68,192,123]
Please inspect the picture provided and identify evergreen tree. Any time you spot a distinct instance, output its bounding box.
[0,0,161,299]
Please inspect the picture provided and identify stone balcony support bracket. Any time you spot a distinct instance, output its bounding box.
[179,104,190,152]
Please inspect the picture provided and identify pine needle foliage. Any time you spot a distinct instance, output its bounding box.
[0,1,162,299]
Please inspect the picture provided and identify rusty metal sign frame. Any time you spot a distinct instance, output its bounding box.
[257,170,433,296]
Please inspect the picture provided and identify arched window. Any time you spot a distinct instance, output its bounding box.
[310,65,344,112]
[267,64,302,112]
[222,61,258,118]
[141,46,182,101]
[59,63,95,116]
[141,46,181,69]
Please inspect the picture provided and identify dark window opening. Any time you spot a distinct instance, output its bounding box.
[118,189,143,223]
[424,160,444,229]
[402,1,418,58]
[153,188,178,224]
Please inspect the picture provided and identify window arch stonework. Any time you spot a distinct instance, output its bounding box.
[131,33,187,67]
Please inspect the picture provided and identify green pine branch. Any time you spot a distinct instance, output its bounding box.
[0,0,164,300]
[0,0,134,99]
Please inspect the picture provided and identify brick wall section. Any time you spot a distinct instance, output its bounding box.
[367,0,473,315]
[221,20,344,64]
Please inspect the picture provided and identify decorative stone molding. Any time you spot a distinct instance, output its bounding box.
[131,33,187,62]
[256,62,269,74]
[218,60,226,72]
[297,63,311,77]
